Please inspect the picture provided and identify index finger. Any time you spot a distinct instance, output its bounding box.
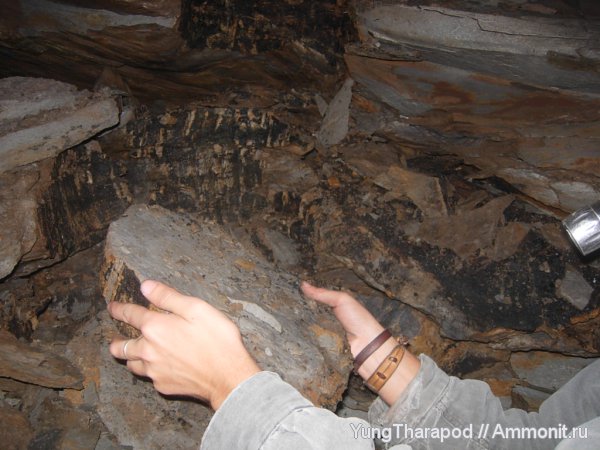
[140,280,203,318]
[108,301,155,331]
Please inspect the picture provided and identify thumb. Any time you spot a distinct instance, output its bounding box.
[301,281,347,308]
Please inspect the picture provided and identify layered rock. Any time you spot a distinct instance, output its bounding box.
[0,0,353,103]
[0,329,83,389]
[356,3,600,93]
[252,140,600,357]
[348,2,600,216]
[0,77,119,173]
[0,77,124,282]
[101,204,352,408]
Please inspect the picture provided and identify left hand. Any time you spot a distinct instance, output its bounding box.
[108,280,260,410]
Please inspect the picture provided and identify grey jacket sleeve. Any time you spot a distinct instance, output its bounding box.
[368,354,600,450]
[200,371,375,450]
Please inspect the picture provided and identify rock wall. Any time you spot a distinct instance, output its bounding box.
[0,0,354,103]
[1,0,600,446]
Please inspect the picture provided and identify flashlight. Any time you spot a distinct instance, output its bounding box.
[562,201,600,256]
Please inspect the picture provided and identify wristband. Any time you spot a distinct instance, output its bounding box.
[353,329,391,374]
[366,344,406,392]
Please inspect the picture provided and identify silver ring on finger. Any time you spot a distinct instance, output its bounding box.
[123,339,132,359]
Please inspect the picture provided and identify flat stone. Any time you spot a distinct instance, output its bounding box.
[510,351,599,391]
[101,204,351,408]
[253,227,301,269]
[0,329,83,389]
[358,4,600,93]
[0,77,119,173]
[19,0,178,35]
[373,165,447,218]
[413,195,515,260]
[557,266,594,310]
[316,78,354,149]
[341,142,404,180]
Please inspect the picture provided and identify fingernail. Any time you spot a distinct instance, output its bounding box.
[141,280,157,296]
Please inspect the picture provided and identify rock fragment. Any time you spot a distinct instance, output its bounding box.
[316,78,354,149]
[0,77,119,173]
[0,330,83,389]
[510,351,599,392]
[101,204,351,408]
[557,267,594,310]
[414,195,515,260]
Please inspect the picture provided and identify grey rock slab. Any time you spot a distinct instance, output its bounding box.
[101,204,351,408]
[510,351,599,392]
[0,77,79,122]
[0,77,119,173]
[557,266,594,310]
[373,165,447,218]
[0,330,83,389]
[358,4,600,93]
[413,195,515,260]
[316,78,354,148]
[254,227,301,270]
[362,5,591,57]
[20,0,178,36]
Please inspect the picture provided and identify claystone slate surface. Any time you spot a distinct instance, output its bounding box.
[101,204,352,408]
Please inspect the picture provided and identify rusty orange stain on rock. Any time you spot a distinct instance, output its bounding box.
[491,92,600,122]
[234,258,256,271]
[485,378,514,397]
[352,93,380,112]
[63,388,85,406]
[327,176,341,188]
[430,81,474,106]
[309,324,345,354]
[570,307,600,325]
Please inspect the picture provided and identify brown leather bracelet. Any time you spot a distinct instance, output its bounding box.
[366,344,406,392]
[353,329,391,374]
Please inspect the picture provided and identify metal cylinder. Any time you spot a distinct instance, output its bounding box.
[562,201,600,256]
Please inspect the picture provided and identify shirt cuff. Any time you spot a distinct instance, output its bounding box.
[201,371,314,449]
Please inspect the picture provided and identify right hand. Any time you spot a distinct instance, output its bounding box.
[108,280,260,410]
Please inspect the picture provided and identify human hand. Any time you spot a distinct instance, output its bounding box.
[301,281,420,404]
[300,281,386,359]
[108,280,260,410]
